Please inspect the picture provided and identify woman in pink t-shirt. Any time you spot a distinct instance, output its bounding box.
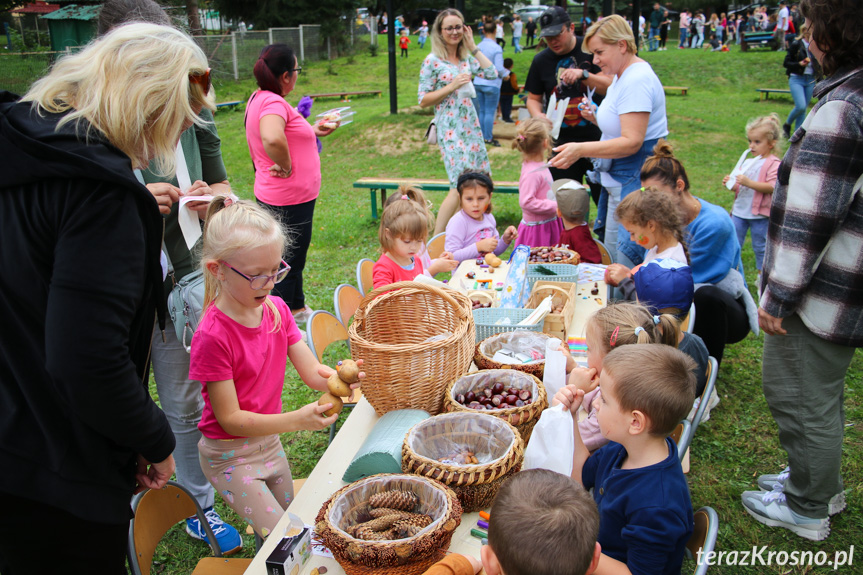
[245,44,336,322]
[190,198,363,538]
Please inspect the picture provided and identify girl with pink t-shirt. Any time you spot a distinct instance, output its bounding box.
[190,198,362,539]
[513,118,563,247]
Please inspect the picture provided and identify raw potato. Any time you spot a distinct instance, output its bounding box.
[319,392,343,417]
[327,373,352,397]
[490,256,502,267]
[484,253,497,265]
[337,359,360,384]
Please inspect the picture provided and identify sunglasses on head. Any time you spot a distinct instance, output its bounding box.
[189,68,212,95]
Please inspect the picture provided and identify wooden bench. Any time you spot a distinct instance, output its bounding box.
[353,177,519,219]
[757,88,792,101]
[215,100,243,111]
[306,90,382,101]
[663,86,689,96]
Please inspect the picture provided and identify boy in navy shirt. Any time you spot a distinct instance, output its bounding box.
[554,345,696,575]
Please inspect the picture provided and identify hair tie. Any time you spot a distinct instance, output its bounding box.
[609,326,620,347]
[634,327,645,336]
[517,134,526,141]
[401,195,409,200]
[653,315,660,325]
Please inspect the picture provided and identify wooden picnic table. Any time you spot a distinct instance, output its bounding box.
[243,277,607,574]
[353,178,520,220]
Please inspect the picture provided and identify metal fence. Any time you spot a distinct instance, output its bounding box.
[2,21,375,94]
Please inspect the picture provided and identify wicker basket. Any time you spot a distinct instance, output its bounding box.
[474,331,554,379]
[349,281,475,415]
[472,307,544,343]
[315,474,462,575]
[526,263,579,291]
[527,281,576,340]
[443,370,548,445]
[528,246,581,266]
[402,412,524,513]
[467,290,499,309]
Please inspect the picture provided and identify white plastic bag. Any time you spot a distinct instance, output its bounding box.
[542,337,566,398]
[523,404,574,477]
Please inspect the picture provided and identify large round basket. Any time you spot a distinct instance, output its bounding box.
[349,281,475,415]
[528,246,580,266]
[443,370,548,446]
[402,412,524,513]
[315,474,462,575]
[474,331,554,379]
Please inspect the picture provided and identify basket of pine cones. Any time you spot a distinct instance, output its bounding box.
[402,412,524,513]
[314,474,462,575]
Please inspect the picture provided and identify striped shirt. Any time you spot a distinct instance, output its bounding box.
[760,65,863,346]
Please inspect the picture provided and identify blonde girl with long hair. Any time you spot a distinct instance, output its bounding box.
[190,198,363,538]
[418,8,498,235]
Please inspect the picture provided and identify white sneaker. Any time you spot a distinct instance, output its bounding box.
[757,466,847,515]
[741,489,829,541]
[687,387,720,423]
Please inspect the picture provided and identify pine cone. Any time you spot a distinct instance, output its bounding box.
[352,525,392,541]
[393,523,424,538]
[368,508,415,519]
[393,514,433,529]
[369,490,418,511]
[351,514,402,534]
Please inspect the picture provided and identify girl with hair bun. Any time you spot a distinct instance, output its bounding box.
[514,117,563,247]
[640,140,758,366]
[246,43,337,324]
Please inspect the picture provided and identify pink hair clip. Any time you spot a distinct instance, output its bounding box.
[609,326,620,347]
[401,195,409,200]
[517,134,526,141]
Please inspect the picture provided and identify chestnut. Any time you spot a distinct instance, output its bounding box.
[456,394,466,405]
[483,388,493,398]
[468,401,482,410]
[465,391,476,402]
[515,399,525,407]
[518,389,532,401]
[479,396,491,406]
[491,395,502,407]
[492,382,504,394]
[505,394,518,405]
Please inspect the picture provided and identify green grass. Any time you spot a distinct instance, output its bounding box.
[147,40,862,574]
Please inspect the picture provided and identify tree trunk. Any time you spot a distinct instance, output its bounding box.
[186,0,203,36]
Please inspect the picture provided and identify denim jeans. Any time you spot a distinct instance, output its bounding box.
[679,29,688,47]
[732,215,769,271]
[513,36,522,53]
[472,84,500,142]
[648,26,660,50]
[787,74,816,132]
[151,317,214,509]
[691,31,704,48]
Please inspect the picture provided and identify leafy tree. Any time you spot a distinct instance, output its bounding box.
[212,0,361,37]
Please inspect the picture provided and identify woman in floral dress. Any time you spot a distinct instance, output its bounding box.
[419,8,498,234]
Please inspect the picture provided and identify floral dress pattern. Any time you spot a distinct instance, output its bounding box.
[418,53,498,188]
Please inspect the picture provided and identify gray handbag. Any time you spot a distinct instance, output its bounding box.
[425,117,438,145]
[167,266,205,352]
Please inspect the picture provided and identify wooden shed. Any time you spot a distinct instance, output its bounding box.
[40,4,100,51]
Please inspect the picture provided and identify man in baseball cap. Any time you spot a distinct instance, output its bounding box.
[524,7,610,207]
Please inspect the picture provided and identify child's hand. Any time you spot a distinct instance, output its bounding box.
[604,263,630,286]
[737,174,752,188]
[477,237,498,253]
[567,366,598,394]
[557,341,577,373]
[502,226,518,243]
[298,400,339,430]
[316,359,365,390]
[552,384,586,414]
[722,174,731,186]
[428,254,459,276]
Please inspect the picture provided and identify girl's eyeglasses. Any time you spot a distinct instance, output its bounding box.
[443,25,464,33]
[189,68,212,94]
[222,259,290,290]
[288,67,303,74]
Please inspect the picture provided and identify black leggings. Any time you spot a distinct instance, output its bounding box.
[0,491,128,575]
[258,197,316,311]
[693,285,751,365]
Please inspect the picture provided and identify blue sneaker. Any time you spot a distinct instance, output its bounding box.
[186,507,243,555]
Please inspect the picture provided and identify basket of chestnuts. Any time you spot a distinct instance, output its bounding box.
[474,330,554,379]
[528,246,581,266]
[401,412,524,513]
[315,473,462,575]
[443,369,548,445]
[349,281,475,416]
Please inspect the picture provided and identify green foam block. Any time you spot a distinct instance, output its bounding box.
[342,409,430,483]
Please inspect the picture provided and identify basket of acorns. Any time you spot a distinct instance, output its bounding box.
[401,412,524,513]
[528,246,580,266]
[315,474,462,575]
[318,359,361,417]
[443,369,548,446]
[474,330,554,379]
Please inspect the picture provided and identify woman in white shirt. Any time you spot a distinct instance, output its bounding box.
[549,15,668,269]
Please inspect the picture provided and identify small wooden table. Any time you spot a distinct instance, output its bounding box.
[243,278,608,575]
